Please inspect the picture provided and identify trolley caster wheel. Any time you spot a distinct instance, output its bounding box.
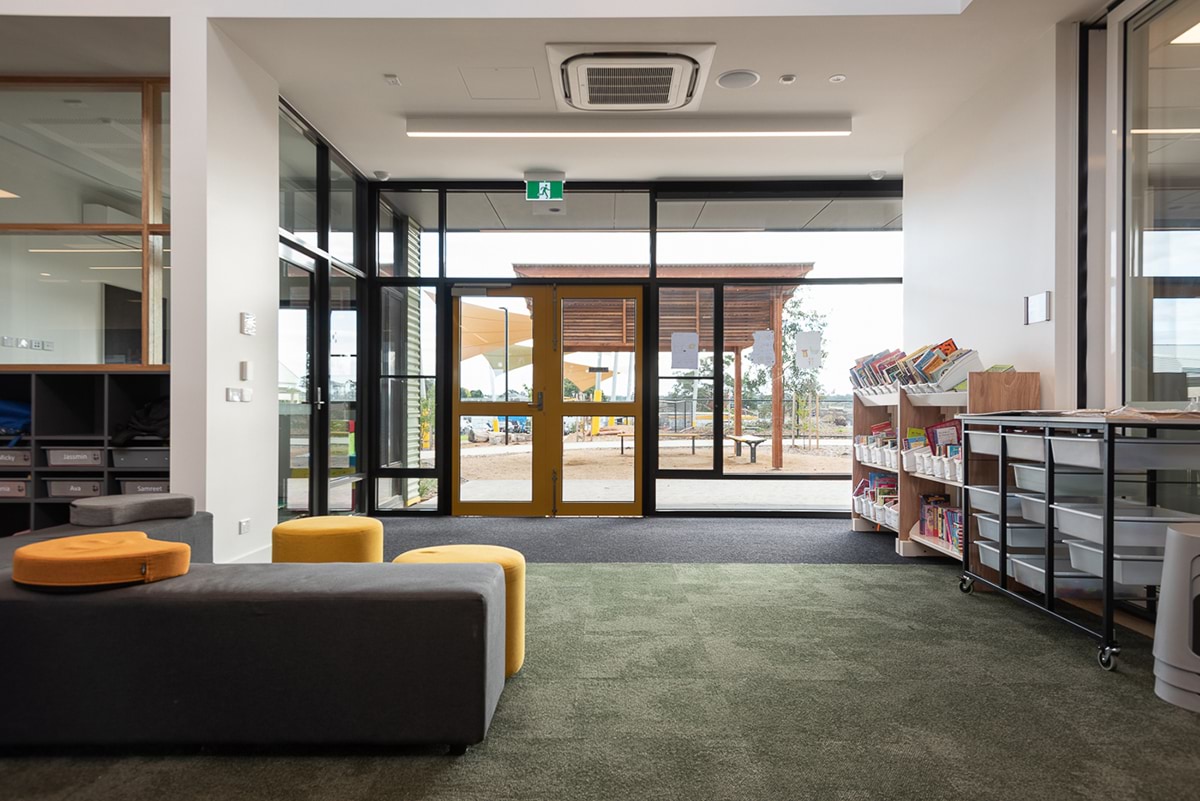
[1097,647,1119,672]
[958,577,975,595]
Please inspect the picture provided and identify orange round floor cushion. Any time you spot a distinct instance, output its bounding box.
[11,531,191,589]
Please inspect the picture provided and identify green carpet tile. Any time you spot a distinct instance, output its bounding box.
[3,563,1200,801]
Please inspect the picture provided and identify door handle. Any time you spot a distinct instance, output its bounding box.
[315,386,326,410]
[528,391,543,411]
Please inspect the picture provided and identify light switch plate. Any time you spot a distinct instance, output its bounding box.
[1024,291,1052,325]
[16,338,29,349]
[240,312,257,336]
[225,387,243,403]
[1,337,13,348]
[43,340,54,351]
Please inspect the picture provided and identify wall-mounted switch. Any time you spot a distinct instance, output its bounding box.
[31,340,43,350]
[43,340,54,351]
[1024,291,1052,325]
[240,312,257,336]
[238,518,250,536]
[16,338,29,349]
[1,337,14,348]
[241,388,254,402]
[240,360,253,381]
[225,387,243,403]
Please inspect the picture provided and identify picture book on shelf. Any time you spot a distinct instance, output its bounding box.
[924,420,962,454]
[850,338,986,393]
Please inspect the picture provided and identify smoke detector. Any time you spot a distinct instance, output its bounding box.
[547,43,716,113]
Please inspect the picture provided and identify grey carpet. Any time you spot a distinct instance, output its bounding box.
[382,516,919,564]
[3,562,1198,800]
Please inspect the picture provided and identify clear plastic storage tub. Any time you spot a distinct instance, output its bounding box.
[1049,435,1200,471]
[974,513,1057,548]
[975,540,1011,575]
[1011,463,1146,499]
[1008,554,1142,599]
[1064,539,1165,586]
[1014,492,1137,525]
[966,431,1000,456]
[1051,503,1200,548]
[966,486,1022,516]
[1003,433,1046,462]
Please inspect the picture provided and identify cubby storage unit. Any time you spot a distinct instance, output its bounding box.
[851,371,1041,558]
[0,369,170,537]
[958,410,1200,670]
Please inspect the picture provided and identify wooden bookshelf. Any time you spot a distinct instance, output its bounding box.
[851,371,1040,559]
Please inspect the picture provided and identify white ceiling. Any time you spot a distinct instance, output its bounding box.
[219,0,1104,181]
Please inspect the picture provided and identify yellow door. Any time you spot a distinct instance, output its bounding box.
[451,285,643,516]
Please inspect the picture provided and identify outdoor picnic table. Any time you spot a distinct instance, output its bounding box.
[620,431,709,455]
[728,434,767,463]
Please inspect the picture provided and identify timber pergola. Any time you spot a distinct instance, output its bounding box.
[513,264,814,469]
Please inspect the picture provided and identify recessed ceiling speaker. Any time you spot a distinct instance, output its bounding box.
[717,70,760,89]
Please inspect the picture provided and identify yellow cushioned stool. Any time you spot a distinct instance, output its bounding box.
[272,516,384,563]
[393,544,526,677]
[12,531,191,589]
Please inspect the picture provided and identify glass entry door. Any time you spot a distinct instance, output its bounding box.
[279,258,316,521]
[279,251,366,522]
[451,285,643,516]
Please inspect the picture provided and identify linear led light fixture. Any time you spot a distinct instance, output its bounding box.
[1172,22,1200,44]
[0,188,19,199]
[406,115,852,139]
[29,247,141,253]
[1131,128,1200,134]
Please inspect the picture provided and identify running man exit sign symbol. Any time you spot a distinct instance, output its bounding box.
[526,180,564,201]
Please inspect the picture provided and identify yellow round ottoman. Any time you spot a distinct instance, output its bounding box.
[393,544,526,677]
[272,516,384,563]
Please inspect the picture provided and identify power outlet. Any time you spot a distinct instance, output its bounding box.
[238,518,250,536]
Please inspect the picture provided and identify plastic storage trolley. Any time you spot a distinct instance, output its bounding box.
[959,410,1200,671]
[1154,524,1200,712]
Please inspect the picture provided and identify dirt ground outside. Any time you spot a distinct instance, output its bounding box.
[458,431,850,482]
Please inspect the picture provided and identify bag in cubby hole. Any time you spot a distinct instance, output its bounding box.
[112,396,170,447]
[0,399,31,447]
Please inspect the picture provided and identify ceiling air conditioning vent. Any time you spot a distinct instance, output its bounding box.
[563,55,697,111]
[547,44,716,113]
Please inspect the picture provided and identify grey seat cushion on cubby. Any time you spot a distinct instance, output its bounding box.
[0,512,214,567]
[70,493,195,527]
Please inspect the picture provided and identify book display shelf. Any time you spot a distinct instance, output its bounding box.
[850,371,1041,558]
[0,369,171,537]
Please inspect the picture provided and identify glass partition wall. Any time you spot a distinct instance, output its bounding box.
[0,80,170,366]
[277,105,367,519]
[1123,0,1200,405]
[369,185,902,516]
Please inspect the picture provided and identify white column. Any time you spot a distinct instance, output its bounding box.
[171,14,281,562]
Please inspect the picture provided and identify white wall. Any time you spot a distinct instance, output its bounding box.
[903,24,1080,408]
[171,16,279,563]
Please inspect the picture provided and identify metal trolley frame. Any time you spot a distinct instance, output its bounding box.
[958,412,1199,671]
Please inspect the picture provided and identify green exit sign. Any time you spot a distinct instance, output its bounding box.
[526,180,564,201]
